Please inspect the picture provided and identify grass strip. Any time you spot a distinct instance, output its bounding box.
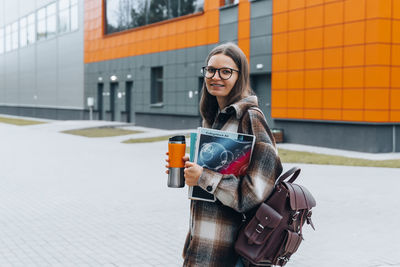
[278,148,400,168]
[123,135,399,168]
[0,116,47,126]
[62,127,142,138]
[123,134,190,144]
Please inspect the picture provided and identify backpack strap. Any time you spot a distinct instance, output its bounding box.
[237,106,262,134]
[275,167,301,185]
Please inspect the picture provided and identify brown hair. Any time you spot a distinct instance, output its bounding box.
[199,42,252,126]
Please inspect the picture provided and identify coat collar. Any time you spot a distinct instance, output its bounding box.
[220,95,258,120]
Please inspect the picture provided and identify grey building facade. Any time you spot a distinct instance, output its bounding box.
[0,0,85,119]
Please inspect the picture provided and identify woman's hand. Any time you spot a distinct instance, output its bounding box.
[184,161,203,186]
[165,152,189,174]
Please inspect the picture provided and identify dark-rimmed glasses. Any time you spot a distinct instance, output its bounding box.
[201,67,239,80]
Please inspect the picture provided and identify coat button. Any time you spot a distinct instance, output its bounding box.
[206,186,213,192]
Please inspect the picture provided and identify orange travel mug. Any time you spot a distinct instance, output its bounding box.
[168,135,186,188]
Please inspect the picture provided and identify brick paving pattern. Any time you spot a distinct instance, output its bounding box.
[0,121,399,267]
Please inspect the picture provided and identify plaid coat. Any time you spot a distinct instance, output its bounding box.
[182,96,283,267]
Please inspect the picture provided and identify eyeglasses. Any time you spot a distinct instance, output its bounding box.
[201,67,239,80]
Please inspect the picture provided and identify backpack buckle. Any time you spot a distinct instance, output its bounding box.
[255,224,264,234]
[291,211,300,221]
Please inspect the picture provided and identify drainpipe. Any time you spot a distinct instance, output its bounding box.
[393,125,396,153]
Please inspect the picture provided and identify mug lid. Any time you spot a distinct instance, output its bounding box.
[169,135,186,142]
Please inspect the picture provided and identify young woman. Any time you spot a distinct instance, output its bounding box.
[166,43,282,267]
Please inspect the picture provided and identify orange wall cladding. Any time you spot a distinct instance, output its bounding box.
[84,0,220,64]
[271,0,400,123]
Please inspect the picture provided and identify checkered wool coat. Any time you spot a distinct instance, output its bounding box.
[182,96,283,267]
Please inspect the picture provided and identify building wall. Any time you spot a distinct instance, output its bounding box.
[0,0,85,119]
[271,0,400,123]
[271,0,400,152]
[83,0,275,129]
[84,0,220,63]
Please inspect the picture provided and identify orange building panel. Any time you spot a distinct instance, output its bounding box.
[287,90,304,108]
[288,0,305,10]
[238,20,250,39]
[365,44,391,65]
[343,89,364,109]
[391,45,400,66]
[238,0,251,60]
[305,50,323,69]
[365,89,390,110]
[271,108,288,118]
[272,33,288,53]
[287,108,304,119]
[344,0,365,22]
[392,90,400,109]
[272,54,288,71]
[272,72,288,89]
[273,0,289,13]
[304,109,322,120]
[393,20,400,44]
[323,109,342,121]
[288,52,304,70]
[323,68,342,88]
[391,67,400,88]
[304,90,322,108]
[324,1,344,25]
[304,70,322,89]
[273,13,288,34]
[306,0,324,6]
[343,45,365,67]
[288,31,305,51]
[288,9,305,31]
[365,66,390,88]
[305,28,323,50]
[305,5,323,28]
[324,25,343,47]
[390,111,400,122]
[344,21,365,46]
[324,47,343,68]
[342,109,363,121]
[343,67,364,88]
[365,19,391,43]
[271,90,288,108]
[365,0,391,19]
[394,0,400,19]
[364,110,389,122]
[287,71,304,89]
[323,89,342,109]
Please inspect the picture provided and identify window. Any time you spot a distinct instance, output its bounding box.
[0,28,4,54]
[37,2,57,41]
[71,0,78,31]
[151,66,163,105]
[19,17,28,47]
[27,13,36,45]
[59,0,78,33]
[37,7,46,40]
[47,3,57,38]
[224,0,239,5]
[5,25,11,52]
[105,0,204,34]
[1,0,77,54]
[11,22,18,50]
[59,0,70,32]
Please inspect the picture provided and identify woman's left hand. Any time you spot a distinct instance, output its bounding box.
[184,161,203,186]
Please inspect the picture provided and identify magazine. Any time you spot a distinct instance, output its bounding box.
[189,127,256,202]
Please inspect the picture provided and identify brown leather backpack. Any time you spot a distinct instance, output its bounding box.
[235,167,316,266]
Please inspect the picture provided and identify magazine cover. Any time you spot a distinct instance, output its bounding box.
[189,127,255,202]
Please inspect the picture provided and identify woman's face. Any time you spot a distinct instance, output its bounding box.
[205,54,239,98]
